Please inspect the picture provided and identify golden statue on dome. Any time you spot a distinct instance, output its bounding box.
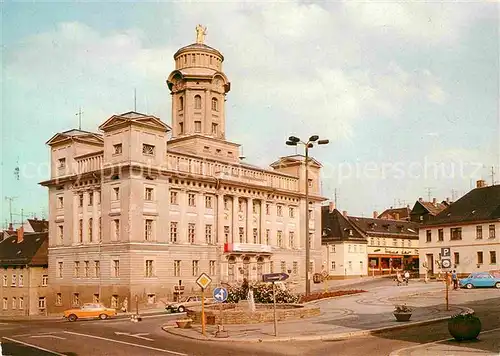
[195,24,207,44]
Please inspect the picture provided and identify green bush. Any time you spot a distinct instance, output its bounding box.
[226,283,299,304]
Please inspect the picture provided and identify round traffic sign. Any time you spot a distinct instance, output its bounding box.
[213,287,228,302]
[441,259,451,269]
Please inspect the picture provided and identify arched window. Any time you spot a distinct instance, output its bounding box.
[211,97,218,111]
[178,96,184,111]
[194,95,202,109]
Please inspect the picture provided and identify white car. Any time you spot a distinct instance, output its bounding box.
[165,295,214,313]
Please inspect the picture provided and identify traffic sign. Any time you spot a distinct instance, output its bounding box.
[262,273,289,283]
[196,273,212,290]
[442,259,452,269]
[441,247,451,258]
[213,287,228,302]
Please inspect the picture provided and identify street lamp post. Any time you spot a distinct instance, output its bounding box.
[286,135,329,296]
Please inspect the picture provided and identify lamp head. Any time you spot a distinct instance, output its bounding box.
[318,139,329,145]
[288,136,300,143]
[309,135,319,142]
[286,140,297,146]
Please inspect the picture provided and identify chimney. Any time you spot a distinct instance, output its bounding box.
[395,212,400,220]
[342,211,348,217]
[432,197,437,205]
[328,201,335,213]
[34,217,38,221]
[418,197,423,202]
[477,180,487,188]
[16,226,24,244]
[8,223,14,231]
[373,211,378,218]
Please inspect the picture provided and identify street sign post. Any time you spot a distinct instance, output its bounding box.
[441,247,451,311]
[213,287,228,338]
[213,287,228,302]
[196,273,212,336]
[262,273,289,283]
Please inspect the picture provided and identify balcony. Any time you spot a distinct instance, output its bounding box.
[224,243,272,254]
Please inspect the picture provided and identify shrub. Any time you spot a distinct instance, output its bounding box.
[226,282,299,304]
[299,289,366,303]
[394,304,412,313]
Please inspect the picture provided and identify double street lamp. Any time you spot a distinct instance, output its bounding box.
[286,135,329,296]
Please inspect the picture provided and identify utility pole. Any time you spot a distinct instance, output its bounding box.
[490,166,495,186]
[76,107,84,130]
[425,187,434,201]
[5,196,18,226]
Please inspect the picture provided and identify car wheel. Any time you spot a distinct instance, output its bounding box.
[177,306,185,313]
[466,283,473,289]
[495,282,500,289]
[99,313,108,320]
[68,314,77,322]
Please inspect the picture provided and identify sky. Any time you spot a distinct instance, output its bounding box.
[1,0,499,226]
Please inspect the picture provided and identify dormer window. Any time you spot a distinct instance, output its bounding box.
[58,158,66,169]
[211,97,219,111]
[142,144,155,156]
[113,144,122,155]
[194,95,202,110]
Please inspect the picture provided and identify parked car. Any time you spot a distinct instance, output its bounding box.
[459,272,500,289]
[64,303,117,322]
[165,295,214,313]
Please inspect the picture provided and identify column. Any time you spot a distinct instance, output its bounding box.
[204,89,210,135]
[197,193,204,244]
[179,190,187,244]
[82,192,89,244]
[92,190,98,243]
[246,197,253,244]
[217,193,225,245]
[232,196,238,244]
[73,193,79,245]
[259,200,266,245]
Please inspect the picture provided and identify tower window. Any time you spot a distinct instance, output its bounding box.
[179,122,184,134]
[195,121,202,133]
[178,96,184,111]
[194,95,202,109]
[211,97,218,111]
[212,123,218,135]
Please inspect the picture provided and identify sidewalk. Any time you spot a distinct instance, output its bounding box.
[390,327,500,356]
[163,282,470,343]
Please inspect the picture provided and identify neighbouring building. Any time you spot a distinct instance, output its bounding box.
[377,206,411,221]
[410,197,449,223]
[419,180,500,278]
[39,27,326,313]
[0,228,49,316]
[322,204,420,278]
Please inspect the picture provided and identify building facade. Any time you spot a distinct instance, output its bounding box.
[419,181,500,278]
[0,229,49,316]
[40,29,326,313]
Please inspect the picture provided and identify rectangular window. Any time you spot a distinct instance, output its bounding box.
[331,261,336,270]
[477,251,484,264]
[94,261,100,277]
[238,200,244,213]
[114,219,120,240]
[289,207,295,218]
[12,297,16,309]
[277,205,283,217]
[289,231,295,248]
[205,196,213,209]
[195,121,202,132]
[239,227,244,243]
[79,194,84,207]
[438,229,444,241]
[88,218,93,242]
[72,293,80,306]
[145,260,154,277]
[209,261,216,276]
[174,260,181,277]
[111,295,119,308]
[142,144,155,155]
[38,297,46,309]
[78,219,83,243]
[224,198,230,210]
[188,193,196,207]
[281,261,286,273]
[450,227,462,241]
[113,187,120,200]
[2,298,7,310]
[490,251,497,264]
[277,230,283,247]
[145,219,153,241]
[185,223,194,244]
[113,260,120,277]
[308,179,313,188]
[253,228,258,244]
[454,252,460,265]
[293,261,298,274]
[84,261,89,277]
[489,225,496,238]
[2,275,7,287]
[205,224,213,244]
[270,261,274,273]
[170,222,178,243]
[113,143,122,154]
[74,261,80,278]
[58,196,64,209]
[192,260,199,276]
[18,274,23,287]
[170,191,178,205]
[426,230,431,242]
[266,204,270,215]
[18,297,24,310]
[252,202,258,214]
[266,229,270,245]
[58,158,66,169]
[42,275,48,286]
[476,226,483,239]
[56,293,62,306]
[88,192,93,206]
[57,262,63,278]
[145,187,154,201]
[179,122,184,134]
[93,294,99,303]
[211,123,218,135]
[224,226,230,243]
[58,225,64,244]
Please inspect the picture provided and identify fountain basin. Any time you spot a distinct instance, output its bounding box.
[186,303,320,325]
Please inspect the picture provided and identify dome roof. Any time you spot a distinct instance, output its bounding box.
[174,43,223,60]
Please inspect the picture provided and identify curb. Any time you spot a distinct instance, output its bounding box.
[0,310,170,323]
[302,291,367,305]
[162,307,473,343]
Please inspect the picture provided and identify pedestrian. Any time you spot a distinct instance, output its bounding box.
[404,270,410,285]
[396,270,403,286]
[451,270,458,290]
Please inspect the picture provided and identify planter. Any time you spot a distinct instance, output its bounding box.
[393,312,412,322]
[448,315,481,341]
[176,319,193,329]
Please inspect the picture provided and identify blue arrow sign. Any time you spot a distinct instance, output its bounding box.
[213,287,228,302]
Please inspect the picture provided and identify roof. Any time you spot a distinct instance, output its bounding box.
[348,216,420,239]
[0,232,48,267]
[46,129,104,146]
[378,207,411,220]
[98,111,170,133]
[270,155,322,169]
[322,207,366,243]
[27,219,48,233]
[174,43,224,59]
[424,185,500,226]
[411,200,447,216]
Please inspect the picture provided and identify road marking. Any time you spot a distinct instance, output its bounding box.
[30,335,66,340]
[114,331,154,341]
[13,332,60,337]
[2,337,66,356]
[63,331,188,355]
[388,326,500,356]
